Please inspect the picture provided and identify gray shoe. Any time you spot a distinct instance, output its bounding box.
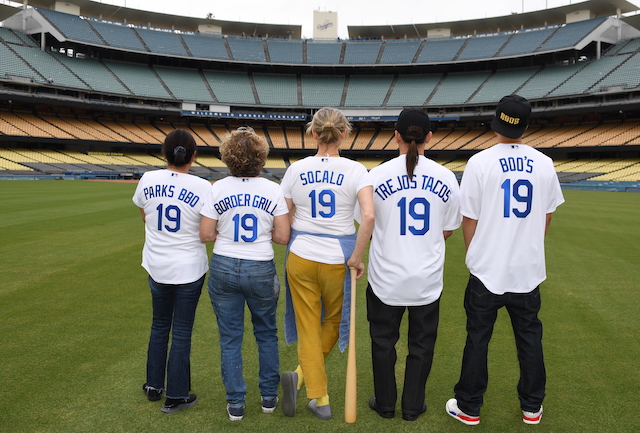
[281,371,299,417]
[308,399,332,420]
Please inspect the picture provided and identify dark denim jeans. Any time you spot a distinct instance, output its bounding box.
[366,284,440,415]
[146,274,204,399]
[207,254,280,408]
[454,274,546,415]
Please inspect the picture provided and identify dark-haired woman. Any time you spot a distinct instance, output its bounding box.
[200,127,290,421]
[133,129,211,413]
[366,109,461,421]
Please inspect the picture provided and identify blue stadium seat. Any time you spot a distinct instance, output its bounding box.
[417,38,466,63]
[380,39,421,64]
[300,75,345,107]
[36,8,103,46]
[182,34,229,60]
[91,20,146,51]
[267,40,304,64]
[343,41,382,64]
[136,28,187,56]
[226,37,266,62]
[307,41,342,64]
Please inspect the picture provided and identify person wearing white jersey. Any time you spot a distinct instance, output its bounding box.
[366,109,461,422]
[446,95,564,426]
[279,107,375,420]
[200,127,290,421]
[132,129,211,413]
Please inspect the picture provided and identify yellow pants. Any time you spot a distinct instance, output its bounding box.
[287,252,346,399]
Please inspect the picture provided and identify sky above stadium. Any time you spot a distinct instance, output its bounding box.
[100,0,638,38]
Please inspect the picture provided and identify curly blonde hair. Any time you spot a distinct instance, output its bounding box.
[220,127,269,177]
[306,107,352,145]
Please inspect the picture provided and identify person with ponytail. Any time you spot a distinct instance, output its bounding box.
[279,107,375,420]
[366,109,461,421]
[133,129,211,413]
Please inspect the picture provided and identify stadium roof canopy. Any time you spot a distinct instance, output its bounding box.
[0,0,638,40]
[0,0,302,38]
[348,0,640,39]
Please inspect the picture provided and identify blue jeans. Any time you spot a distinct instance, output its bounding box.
[146,274,204,399]
[454,274,546,415]
[366,284,440,415]
[207,254,280,407]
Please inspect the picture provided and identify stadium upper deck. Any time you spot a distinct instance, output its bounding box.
[1,0,640,124]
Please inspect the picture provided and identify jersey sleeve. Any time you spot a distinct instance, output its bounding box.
[280,164,294,199]
[199,183,219,220]
[546,168,565,213]
[273,184,289,217]
[132,173,147,208]
[459,158,482,220]
[443,171,462,231]
[353,162,373,192]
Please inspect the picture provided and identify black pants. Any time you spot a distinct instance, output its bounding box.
[366,284,440,415]
[454,274,546,415]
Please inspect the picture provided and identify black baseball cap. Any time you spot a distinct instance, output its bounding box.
[395,108,430,140]
[491,94,531,139]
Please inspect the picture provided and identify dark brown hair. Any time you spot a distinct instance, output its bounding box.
[163,129,197,167]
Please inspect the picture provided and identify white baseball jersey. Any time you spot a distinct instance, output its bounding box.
[280,156,372,264]
[368,154,461,306]
[200,176,288,261]
[460,143,564,295]
[132,169,211,284]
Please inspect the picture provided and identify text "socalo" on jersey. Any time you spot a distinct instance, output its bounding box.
[299,170,344,186]
[499,157,534,173]
[214,194,278,216]
[143,184,201,207]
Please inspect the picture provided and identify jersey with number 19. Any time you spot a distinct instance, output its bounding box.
[460,143,564,295]
[368,154,461,306]
[199,176,288,261]
[280,156,372,264]
[132,169,212,285]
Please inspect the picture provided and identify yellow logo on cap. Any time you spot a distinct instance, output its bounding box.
[500,112,520,125]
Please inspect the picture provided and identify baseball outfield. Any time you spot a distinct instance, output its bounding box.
[1,180,638,432]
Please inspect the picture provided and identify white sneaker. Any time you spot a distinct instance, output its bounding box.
[446,398,480,426]
[523,406,543,424]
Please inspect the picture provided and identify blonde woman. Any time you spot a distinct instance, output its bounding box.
[200,127,290,421]
[279,107,375,420]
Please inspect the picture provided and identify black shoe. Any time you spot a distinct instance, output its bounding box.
[402,402,427,421]
[369,396,395,418]
[142,383,162,402]
[161,394,198,413]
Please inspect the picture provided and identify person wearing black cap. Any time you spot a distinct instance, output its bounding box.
[367,108,461,421]
[446,95,564,426]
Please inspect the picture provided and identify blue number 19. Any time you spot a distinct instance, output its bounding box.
[397,197,430,235]
[501,179,533,218]
[156,204,181,232]
[232,213,258,242]
[309,189,336,218]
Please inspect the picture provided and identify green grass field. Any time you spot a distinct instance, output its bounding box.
[1,180,639,432]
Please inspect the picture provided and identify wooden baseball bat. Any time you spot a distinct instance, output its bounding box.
[344,266,357,423]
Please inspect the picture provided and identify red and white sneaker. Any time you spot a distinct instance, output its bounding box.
[523,406,543,424]
[446,398,480,426]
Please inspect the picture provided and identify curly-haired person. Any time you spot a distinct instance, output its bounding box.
[200,127,290,421]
